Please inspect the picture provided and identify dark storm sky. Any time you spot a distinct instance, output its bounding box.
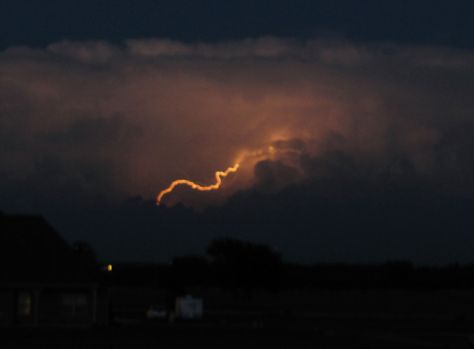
[1,0,473,264]
[1,0,473,48]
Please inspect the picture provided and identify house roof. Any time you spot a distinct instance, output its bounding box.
[0,213,96,283]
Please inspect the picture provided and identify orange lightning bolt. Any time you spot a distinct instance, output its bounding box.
[156,163,240,205]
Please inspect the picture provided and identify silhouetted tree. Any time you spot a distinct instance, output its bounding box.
[72,240,99,277]
[207,238,283,295]
[171,255,210,292]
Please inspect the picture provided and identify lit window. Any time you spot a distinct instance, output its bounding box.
[17,292,32,317]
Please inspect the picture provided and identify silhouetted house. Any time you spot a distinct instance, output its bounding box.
[0,213,106,326]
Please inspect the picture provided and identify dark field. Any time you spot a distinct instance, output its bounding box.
[2,321,472,349]
[4,289,474,349]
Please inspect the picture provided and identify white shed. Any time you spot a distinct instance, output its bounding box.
[175,295,203,320]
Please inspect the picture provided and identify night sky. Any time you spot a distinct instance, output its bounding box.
[1,0,473,264]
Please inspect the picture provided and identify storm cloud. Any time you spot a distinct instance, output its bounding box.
[1,37,473,211]
[1,38,473,263]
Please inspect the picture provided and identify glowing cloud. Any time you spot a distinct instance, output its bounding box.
[1,38,473,210]
[156,163,240,205]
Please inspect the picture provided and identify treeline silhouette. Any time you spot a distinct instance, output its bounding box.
[105,238,474,290]
[2,212,474,290]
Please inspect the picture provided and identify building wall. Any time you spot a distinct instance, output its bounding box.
[0,289,15,325]
[0,285,107,326]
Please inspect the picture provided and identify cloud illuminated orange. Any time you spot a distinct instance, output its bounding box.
[156,163,240,205]
[0,38,472,209]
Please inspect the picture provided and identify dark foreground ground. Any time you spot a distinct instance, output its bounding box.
[3,317,474,349]
[5,287,474,348]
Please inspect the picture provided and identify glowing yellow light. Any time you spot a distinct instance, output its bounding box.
[156,163,240,205]
[107,264,113,272]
